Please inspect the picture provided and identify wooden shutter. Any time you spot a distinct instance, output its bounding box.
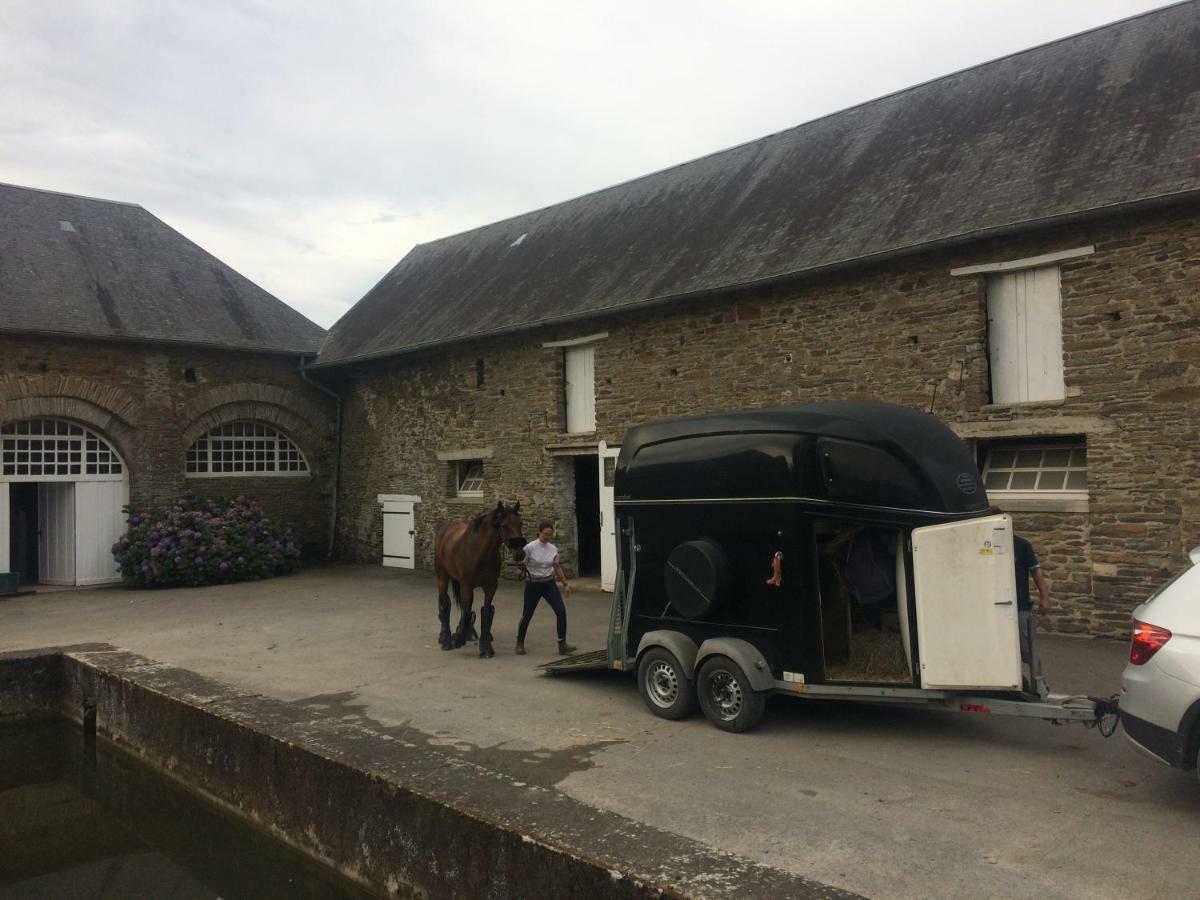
[986,266,1065,404]
[564,344,596,433]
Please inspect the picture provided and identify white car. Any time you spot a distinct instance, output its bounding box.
[1121,548,1200,780]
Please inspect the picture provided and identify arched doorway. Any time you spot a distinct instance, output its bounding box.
[0,418,129,587]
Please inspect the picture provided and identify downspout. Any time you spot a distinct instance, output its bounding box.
[299,358,342,559]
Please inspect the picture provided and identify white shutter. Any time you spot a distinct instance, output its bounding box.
[987,266,1065,404]
[565,344,596,434]
[0,483,9,573]
[38,483,76,585]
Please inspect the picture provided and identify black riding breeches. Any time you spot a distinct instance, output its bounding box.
[517,581,567,642]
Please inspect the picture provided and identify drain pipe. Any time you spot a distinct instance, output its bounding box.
[299,358,342,559]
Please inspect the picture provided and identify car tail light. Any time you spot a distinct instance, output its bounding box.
[1130,620,1172,665]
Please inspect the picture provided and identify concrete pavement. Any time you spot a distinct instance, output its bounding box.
[1,565,1196,899]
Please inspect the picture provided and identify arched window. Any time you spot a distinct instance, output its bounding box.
[1,418,124,481]
[185,421,309,477]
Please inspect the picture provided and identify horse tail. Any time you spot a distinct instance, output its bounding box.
[449,577,462,610]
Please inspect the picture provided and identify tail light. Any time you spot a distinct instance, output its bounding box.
[1130,620,1172,665]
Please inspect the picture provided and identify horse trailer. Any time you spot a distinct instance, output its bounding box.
[544,401,1118,735]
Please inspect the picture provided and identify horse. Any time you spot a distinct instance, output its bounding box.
[433,500,526,657]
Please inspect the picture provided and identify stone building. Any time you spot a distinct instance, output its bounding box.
[313,5,1200,636]
[0,183,333,586]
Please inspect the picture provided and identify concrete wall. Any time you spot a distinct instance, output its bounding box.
[0,335,336,553]
[329,203,1200,636]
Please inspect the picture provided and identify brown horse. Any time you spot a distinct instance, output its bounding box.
[434,501,526,657]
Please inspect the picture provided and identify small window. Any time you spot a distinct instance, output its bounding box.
[455,460,484,497]
[185,421,309,477]
[981,441,1087,494]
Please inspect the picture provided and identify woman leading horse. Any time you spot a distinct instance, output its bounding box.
[433,501,526,658]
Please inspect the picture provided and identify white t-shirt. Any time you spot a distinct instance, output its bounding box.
[523,539,559,581]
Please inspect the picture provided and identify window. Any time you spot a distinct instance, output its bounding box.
[455,460,484,497]
[564,344,596,434]
[185,421,308,477]
[981,442,1087,496]
[1,418,123,480]
[986,266,1065,404]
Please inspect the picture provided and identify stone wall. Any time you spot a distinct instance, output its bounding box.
[0,335,335,553]
[330,203,1200,636]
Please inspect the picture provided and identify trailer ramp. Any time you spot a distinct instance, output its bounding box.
[539,649,610,674]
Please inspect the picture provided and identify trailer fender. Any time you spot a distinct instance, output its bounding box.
[636,631,700,680]
[696,638,774,692]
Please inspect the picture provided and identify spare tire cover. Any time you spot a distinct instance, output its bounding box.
[664,539,732,619]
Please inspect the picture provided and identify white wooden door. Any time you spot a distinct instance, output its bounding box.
[911,514,1021,690]
[379,494,421,569]
[75,480,127,585]
[986,266,1065,404]
[38,482,76,585]
[564,344,596,434]
[0,483,9,573]
[598,442,620,591]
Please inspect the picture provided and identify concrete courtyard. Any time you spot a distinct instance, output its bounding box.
[1,564,1196,899]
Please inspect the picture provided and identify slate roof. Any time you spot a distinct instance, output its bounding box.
[0,183,325,354]
[316,1,1200,368]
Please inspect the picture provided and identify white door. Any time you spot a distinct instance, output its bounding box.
[75,480,127,585]
[911,514,1021,690]
[0,483,8,573]
[38,483,76,586]
[379,494,421,569]
[598,442,620,591]
[564,344,596,434]
[986,266,1065,404]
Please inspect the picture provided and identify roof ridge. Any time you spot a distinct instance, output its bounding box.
[0,180,143,209]
[408,0,1194,251]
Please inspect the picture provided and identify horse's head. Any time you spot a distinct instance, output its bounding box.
[490,501,526,561]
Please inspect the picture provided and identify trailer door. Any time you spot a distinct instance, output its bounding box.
[911,514,1021,690]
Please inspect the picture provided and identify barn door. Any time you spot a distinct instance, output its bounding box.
[379,494,421,569]
[986,266,1064,404]
[0,483,9,574]
[598,442,620,591]
[75,480,126,585]
[38,483,76,585]
[911,514,1021,690]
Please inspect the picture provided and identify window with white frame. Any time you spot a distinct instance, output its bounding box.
[454,460,484,497]
[185,421,309,477]
[981,441,1087,497]
[1,418,123,480]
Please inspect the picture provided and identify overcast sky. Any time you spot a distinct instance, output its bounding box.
[1,1,1174,329]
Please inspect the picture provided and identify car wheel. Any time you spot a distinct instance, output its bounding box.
[697,655,767,733]
[637,648,698,720]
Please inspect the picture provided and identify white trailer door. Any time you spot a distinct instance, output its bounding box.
[75,480,127,585]
[911,514,1021,690]
[38,482,76,585]
[598,442,620,591]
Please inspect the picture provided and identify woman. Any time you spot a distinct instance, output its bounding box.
[515,521,576,655]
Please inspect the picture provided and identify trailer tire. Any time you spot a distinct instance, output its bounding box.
[638,648,698,720]
[697,655,767,733]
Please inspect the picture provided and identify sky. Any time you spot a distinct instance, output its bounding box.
[0,1,1176,330]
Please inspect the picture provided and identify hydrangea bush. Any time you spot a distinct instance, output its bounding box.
[113,495,301,588]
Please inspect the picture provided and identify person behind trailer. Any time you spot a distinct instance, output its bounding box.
[1014,534,1050,679]
[515,522,576,656]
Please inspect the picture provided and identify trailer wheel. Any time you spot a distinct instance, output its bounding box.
[697,655,766,733]
[637,648,698,720]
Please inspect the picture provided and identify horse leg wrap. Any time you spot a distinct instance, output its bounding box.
[437,602,453,651]
[453,608,472,648]
[466,609,478,643]
[478,605,495,658]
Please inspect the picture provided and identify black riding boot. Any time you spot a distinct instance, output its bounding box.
[478,605,495,658]
[437,604,453,651]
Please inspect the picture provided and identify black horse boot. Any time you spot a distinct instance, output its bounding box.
[452,608,472,648]
[557,639,577,655]
[438,604,453,651]
[478,605,495,658]
[466,609,479,643]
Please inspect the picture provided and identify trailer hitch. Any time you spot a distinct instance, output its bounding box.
[1086,694,1121,737]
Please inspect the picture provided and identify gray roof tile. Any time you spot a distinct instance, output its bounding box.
[316,2,1200,367]
[1,184,325,353]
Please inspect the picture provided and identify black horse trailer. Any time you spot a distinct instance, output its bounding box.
[544,401,1118,734]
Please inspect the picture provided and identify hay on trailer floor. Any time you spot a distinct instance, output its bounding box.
[825,629,912,684]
